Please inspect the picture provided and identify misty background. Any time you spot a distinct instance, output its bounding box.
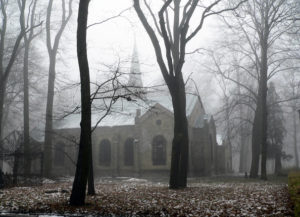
[1,0,300,173]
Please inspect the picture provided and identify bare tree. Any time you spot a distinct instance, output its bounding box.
[44,0,73,177]
[133,0,245,189]
[206,51,255,173]
[233,0,299,179]
[69,0,91,206]
[19,0,42,175]
[209,0,299,179]
[0,0,27,169]
[68,61,147,203]
[282,68,300,168]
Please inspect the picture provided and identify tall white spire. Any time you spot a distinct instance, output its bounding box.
[128,39,143,88]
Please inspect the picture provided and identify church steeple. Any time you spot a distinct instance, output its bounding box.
[128,40,143,88]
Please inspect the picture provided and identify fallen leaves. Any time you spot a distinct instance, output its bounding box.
[0,178,294,216]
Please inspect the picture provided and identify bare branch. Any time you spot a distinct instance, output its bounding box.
[186,0,247,42]
[87,7,131,29]
[158,0,174,76]
[142,0,162,36]
[133,0,170,82]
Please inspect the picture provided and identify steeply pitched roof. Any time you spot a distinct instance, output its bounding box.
[54,91,201,130]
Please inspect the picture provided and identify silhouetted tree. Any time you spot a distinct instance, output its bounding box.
[133,0,245,188]
[69,0,91,206]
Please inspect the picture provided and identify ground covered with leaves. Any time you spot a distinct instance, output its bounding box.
[0,177,294,216]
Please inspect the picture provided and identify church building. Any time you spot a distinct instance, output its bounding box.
[50,45,229,178]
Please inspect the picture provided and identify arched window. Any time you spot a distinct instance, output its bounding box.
[54,142,65,167]
[152,135,167,165]
[124,138,134,166]
[99,139,111,166]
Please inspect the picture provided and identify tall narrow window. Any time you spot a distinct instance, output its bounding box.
[54,142,65,167]
[99,139,111,166]
[152,135,167,165]
[124,138,134,166]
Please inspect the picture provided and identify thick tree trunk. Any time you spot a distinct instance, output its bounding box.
[0,82,4,138]
[13,151,19,185]
[87,148,95,195]
[293,107,299,168]
[43,57,56,178]
[239,135,246,172]
[225,99,232,172]
[250,107,260,178]
[237,66,246,173]
[0,115,3,171]
[274,149,282,175]
[23,42,31,175]
[260,43,268,181]
[250,35,269,180]
[250,77,268,180]
[21,0,38,177]
[169,77,189,189]
[0,80,6,170]
[69,0,91,206]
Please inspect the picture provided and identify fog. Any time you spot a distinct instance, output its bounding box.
[0,0,300,213]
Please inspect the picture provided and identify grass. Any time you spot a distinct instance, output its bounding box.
[288,171,300,216]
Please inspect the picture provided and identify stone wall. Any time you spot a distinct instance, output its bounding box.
[137,105,174,173]
[51,128,80,177]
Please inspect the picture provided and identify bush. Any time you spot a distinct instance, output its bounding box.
[281,167,300,176]
[288,172,300,216]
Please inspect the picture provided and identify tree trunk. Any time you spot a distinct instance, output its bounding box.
[225,98,232,172]
[0,80,6,170]
[250,33,269,180]
[69,0,91,206]
[21,0,38,177]
[237,70,247,173]
[0,83,4,135]
[274,149,282,175]
[250,107,260,178]
[293,107,299,168]
[239,135,246,172]
[260,42,268,181]
[87,147,95,195]
[23,42,31,176]
[169,77,189,189]
[13,151,19,185]
[43,56,56,178]
[250,74,268,180]
[0,79,6,139]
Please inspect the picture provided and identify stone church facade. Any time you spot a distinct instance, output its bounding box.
[49,45,230,178]
[52,95,226,177]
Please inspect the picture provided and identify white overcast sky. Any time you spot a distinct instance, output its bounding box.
[85,0,221,87]
[42,0,226,113]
